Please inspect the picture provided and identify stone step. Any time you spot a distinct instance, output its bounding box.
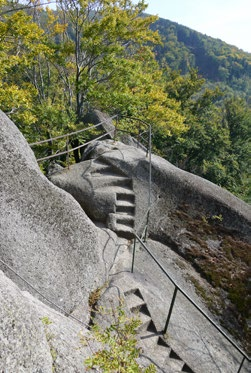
[107,213,134,238]
[124,288,143,298]
[111,277,195,373]
[116,199,135,207]
[92,167,127,178]
[140,333,187,372]
[137,312,152,332]
[115,200,135,214]
[164,350,186,372]
[115,224,135,239]
[140,330,160,350]
[125,292,146,312]
[92,158,127,177]
[150,344,172,368]
[116,214,134,225]
[181,363,194,372]
[116,191,135,202]
[125,293,152,333]
[89,175,133,188]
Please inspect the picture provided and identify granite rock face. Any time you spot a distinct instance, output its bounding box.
[0,270,52,372]
[0,110,111,323]
[49,139,251,242]
[1,111,250,371]
[0,270,96,372]
[49,139,251,356]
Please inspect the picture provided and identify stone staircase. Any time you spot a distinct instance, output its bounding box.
[124,288,194,373]
[91,157,135,238]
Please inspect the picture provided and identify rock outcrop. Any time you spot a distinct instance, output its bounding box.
[49,139,251,356]
[0,270,97,372]
[49,139,251,241]
[0,110,116,323]
[1,110,250,372]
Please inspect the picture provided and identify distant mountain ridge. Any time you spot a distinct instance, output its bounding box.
[151,16,251,102]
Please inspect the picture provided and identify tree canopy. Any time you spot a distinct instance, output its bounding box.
[0,0,250,201]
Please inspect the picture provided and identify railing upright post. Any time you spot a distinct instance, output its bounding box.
[66,135,70,169]
[143,124,152,243]
[137,122,141,148]
[143,210,150,242]
[131,237,136,273]
[163,286,178,335]
[237,356,245,373]
[148,125,152,209]
[114,115,118,142]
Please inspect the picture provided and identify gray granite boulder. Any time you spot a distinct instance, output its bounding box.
[49,139,251,242]
[49,139,251,355]
[0,110,114,324]
[0,270,97,372]
[82,109,115,138]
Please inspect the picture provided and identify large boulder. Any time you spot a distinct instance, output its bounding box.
[0,270,95,372]
[49,139,251,241]
[0,110,114,324]
[82,109,115,138]
[49,139,251,351]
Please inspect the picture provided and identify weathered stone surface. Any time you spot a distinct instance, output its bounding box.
[49,139,251,355]
[50,139,251,241]
[82,109,115,138]
[0,110,112,323]
[1,112,250,372]
[0,270,52,372]
[0,270,96,372]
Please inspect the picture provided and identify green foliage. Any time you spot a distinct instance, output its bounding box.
[40,315,57,371]
[152,17,251,102]
[85,305,156,372]
[0,1,51,126]
[40,316,53,326]
[0,0,249,197]
[154,69,251,200]
[0,0,186,163]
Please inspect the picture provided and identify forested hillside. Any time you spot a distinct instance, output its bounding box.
[0,0,250,201]
[151,17,251,103]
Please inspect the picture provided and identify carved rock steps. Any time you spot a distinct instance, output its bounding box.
[124,288,194,373]
[91,157,136,238]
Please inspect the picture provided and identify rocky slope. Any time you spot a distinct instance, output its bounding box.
[0,110,118,371]
[0,110,250,372]
[50,139,251,355]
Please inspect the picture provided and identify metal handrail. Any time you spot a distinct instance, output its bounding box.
[36,131,113,162]
[29,115,118,146]
[30,114,151,163]
[131,233,250,373]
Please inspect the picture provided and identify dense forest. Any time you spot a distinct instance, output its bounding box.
[0,0,250,201]
[151,17,251,103]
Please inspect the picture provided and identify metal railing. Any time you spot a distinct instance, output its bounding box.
[29,115,119,162]
[131,234,250,373]
[29,114,152,164]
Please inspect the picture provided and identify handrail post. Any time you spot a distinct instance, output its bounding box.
[66,135,70,169]
[114,115,118,142]
[237,356,245,373]
[148,125,152,208]
[163,286,178,335]
[143,124,152,243]
[137,122,141,147]
[131,238,136,273]
[143,209,150,242]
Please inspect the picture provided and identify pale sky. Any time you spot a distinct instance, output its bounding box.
[143,0,251,53]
